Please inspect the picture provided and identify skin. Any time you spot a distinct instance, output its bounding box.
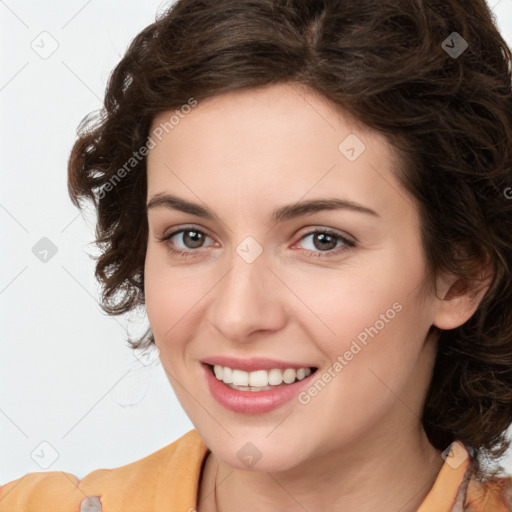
[144,82,489,512]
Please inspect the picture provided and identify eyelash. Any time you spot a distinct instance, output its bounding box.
[157,226,356,259]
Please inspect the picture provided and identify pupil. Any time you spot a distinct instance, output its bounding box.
[184,231,203,248]
[314,233,336,251]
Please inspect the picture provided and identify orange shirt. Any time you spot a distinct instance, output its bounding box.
[0,430,510,511]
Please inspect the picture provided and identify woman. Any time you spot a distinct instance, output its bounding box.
[1,0,512,511]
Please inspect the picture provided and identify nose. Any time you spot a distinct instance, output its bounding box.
[206,246,288,342]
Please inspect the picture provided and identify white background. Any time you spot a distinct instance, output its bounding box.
[1,0,512,484]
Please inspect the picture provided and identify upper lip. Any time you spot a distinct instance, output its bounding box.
[202,356,316,372]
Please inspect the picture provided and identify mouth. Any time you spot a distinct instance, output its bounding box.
[201,361,319,414]
[205,363,319,392]
[200,355,321,414]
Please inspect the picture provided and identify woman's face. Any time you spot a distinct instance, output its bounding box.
[144,82,445,471]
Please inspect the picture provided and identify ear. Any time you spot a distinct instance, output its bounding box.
[432,264,493,330]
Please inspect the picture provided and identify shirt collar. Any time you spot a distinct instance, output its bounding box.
[417,441,472,512]
[166,432,475,512]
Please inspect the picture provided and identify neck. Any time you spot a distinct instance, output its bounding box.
[198,425,443,512]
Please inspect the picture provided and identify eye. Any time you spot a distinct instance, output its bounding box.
[157,226,356,259]
[295,228,355,257]
[157,226,215,257]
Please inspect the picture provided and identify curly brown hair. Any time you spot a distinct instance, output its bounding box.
[67,0,512,478]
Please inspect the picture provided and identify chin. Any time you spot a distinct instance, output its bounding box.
[208,436,308,473]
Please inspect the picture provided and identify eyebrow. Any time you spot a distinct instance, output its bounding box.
[146,193,381,222]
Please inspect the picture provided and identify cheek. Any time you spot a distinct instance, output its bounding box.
[291,270,431,432]
[143,249,186,339]
[143,248,215,348]
[143,249,166,328]
[281,249,429,362]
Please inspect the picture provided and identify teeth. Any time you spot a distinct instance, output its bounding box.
[268,368,283,386]
[249,370,268,387]
[212,365,313,391]
[232,369,249,386]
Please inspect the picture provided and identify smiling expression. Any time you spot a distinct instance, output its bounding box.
[144,82,445,472]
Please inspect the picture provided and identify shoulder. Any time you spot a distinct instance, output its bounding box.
[466,474,512,511]
[0,429,207,512]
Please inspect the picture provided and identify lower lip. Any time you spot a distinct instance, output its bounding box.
[202,363,317,414]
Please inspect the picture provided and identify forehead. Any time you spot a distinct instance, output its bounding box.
[146,83,416,224]
[149,82,373,147]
